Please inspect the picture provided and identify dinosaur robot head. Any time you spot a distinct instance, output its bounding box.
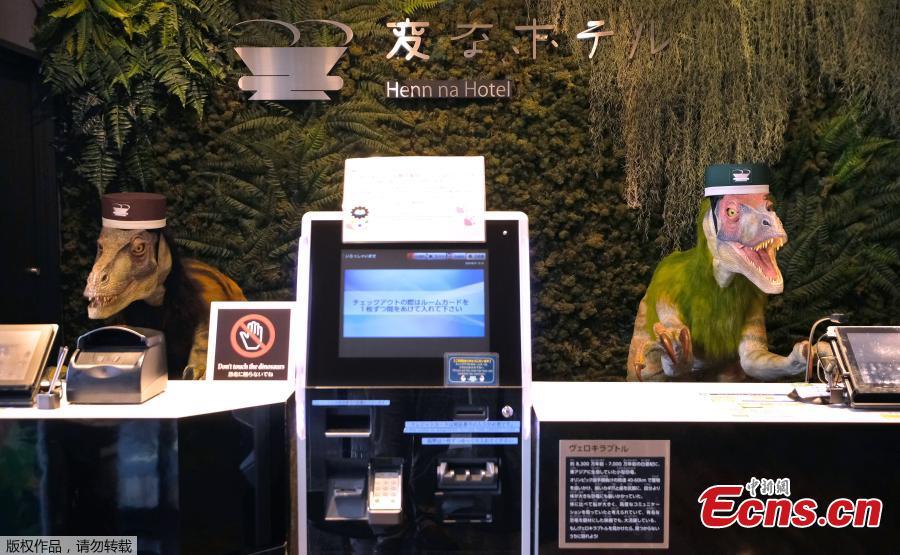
[701,163,787,294]
[704,193,786,294]
[84,228,172,319]
[84,192,172,319]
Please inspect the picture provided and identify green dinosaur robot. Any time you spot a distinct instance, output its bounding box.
[627,164,808,381]
[83,193,245,378]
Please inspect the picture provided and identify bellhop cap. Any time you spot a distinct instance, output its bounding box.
[101,192,167,229]
[704,163,771,197]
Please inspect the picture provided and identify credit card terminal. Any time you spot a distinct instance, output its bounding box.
[367,458,403,526]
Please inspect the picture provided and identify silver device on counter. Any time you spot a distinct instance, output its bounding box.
[66,326,168,404]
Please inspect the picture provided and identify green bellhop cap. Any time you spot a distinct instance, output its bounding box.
[704,163,772,197]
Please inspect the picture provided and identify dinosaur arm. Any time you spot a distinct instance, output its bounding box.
[652,297,694,378]
[182,259,244,380]
[738,304,806,380]
[655,297,684,329]
[186,322,209,380]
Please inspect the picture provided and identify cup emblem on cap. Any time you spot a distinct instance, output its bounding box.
[112,203,131,217]
[731,169,751,183]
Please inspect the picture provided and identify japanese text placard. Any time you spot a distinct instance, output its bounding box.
[342,156,485,243]
[207,301,296,381]
[559,439,670,549]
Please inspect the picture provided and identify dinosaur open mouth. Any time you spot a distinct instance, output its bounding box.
[733,237,785,284]
[88,294,120,309]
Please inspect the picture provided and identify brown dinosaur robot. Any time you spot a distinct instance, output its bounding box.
[83,193,245,379]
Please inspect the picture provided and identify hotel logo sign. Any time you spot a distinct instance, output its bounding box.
[233,17,671,102]
[234,19,353,101]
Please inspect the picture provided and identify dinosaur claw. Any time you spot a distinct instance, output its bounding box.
[652,322,694,375]
[680,327,693,363]
[653,322,678,364]
[660,333,677,364]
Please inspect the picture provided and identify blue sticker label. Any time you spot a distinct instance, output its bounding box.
[445,352,499,386]
[403,420,520,434]
[311,399,390,406]
[422,437,519,446]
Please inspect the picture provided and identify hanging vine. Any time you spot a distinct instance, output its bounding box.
[538,0,900,249]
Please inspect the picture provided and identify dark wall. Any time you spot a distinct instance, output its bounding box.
[0,42,59,327]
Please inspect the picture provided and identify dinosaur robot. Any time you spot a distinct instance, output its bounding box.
[627,164,808,382]
[83,193,245,379]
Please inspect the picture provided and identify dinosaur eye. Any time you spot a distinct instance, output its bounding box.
[97,242,103,254]
[131,241,146,256]
[726,207,737,218]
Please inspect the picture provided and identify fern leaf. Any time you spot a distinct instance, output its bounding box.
[94,0,130,20]
[107,105,132,151]
[50,0,88,19]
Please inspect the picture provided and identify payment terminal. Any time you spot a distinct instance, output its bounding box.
[295,212,531,553]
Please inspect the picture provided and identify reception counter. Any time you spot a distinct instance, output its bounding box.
[0,380,295,421]
[0,380,295,554]
[2,380,898,554]
[531,382,900,554]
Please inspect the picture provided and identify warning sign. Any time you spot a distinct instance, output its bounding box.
[208,302,294,380]
[230,314,276,359]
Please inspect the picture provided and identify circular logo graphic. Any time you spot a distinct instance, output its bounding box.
[230,313,276,358]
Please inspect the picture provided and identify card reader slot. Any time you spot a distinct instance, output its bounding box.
[453,405,488,420]
[324,408,372,438]
[324,476,367,521]
[324,459,368,522]
[440,505,493,524]
[333,487,365,498]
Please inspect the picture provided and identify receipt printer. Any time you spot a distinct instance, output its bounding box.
[67,326,168,404]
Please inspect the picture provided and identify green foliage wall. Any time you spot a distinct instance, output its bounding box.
[37,0,899,381]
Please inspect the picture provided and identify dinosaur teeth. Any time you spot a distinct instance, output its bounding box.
[754,238,785,252]
[90,295,118,306]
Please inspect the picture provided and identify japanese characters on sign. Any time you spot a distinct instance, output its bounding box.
[450,23,494,58]
[235,16,672,101]
[387,18,431,60]
[576,20,614,59]
[381,17,670,61]
[559,439,670,549]
[207,302,296,381]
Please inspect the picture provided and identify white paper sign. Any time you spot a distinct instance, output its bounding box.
[342,156,486,243]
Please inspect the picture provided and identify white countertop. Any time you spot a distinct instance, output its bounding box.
[531,381,900,424]
[6,380,896,424]
[0,380,294,420]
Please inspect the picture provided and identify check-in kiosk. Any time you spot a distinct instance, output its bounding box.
[296,211,531,553]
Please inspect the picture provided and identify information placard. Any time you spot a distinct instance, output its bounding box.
[558,439,670,549]
[341,156,485,243]
[444,352,498,386]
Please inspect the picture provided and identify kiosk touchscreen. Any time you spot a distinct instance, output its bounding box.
[832,326,900,407]
[296,212,531,554]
